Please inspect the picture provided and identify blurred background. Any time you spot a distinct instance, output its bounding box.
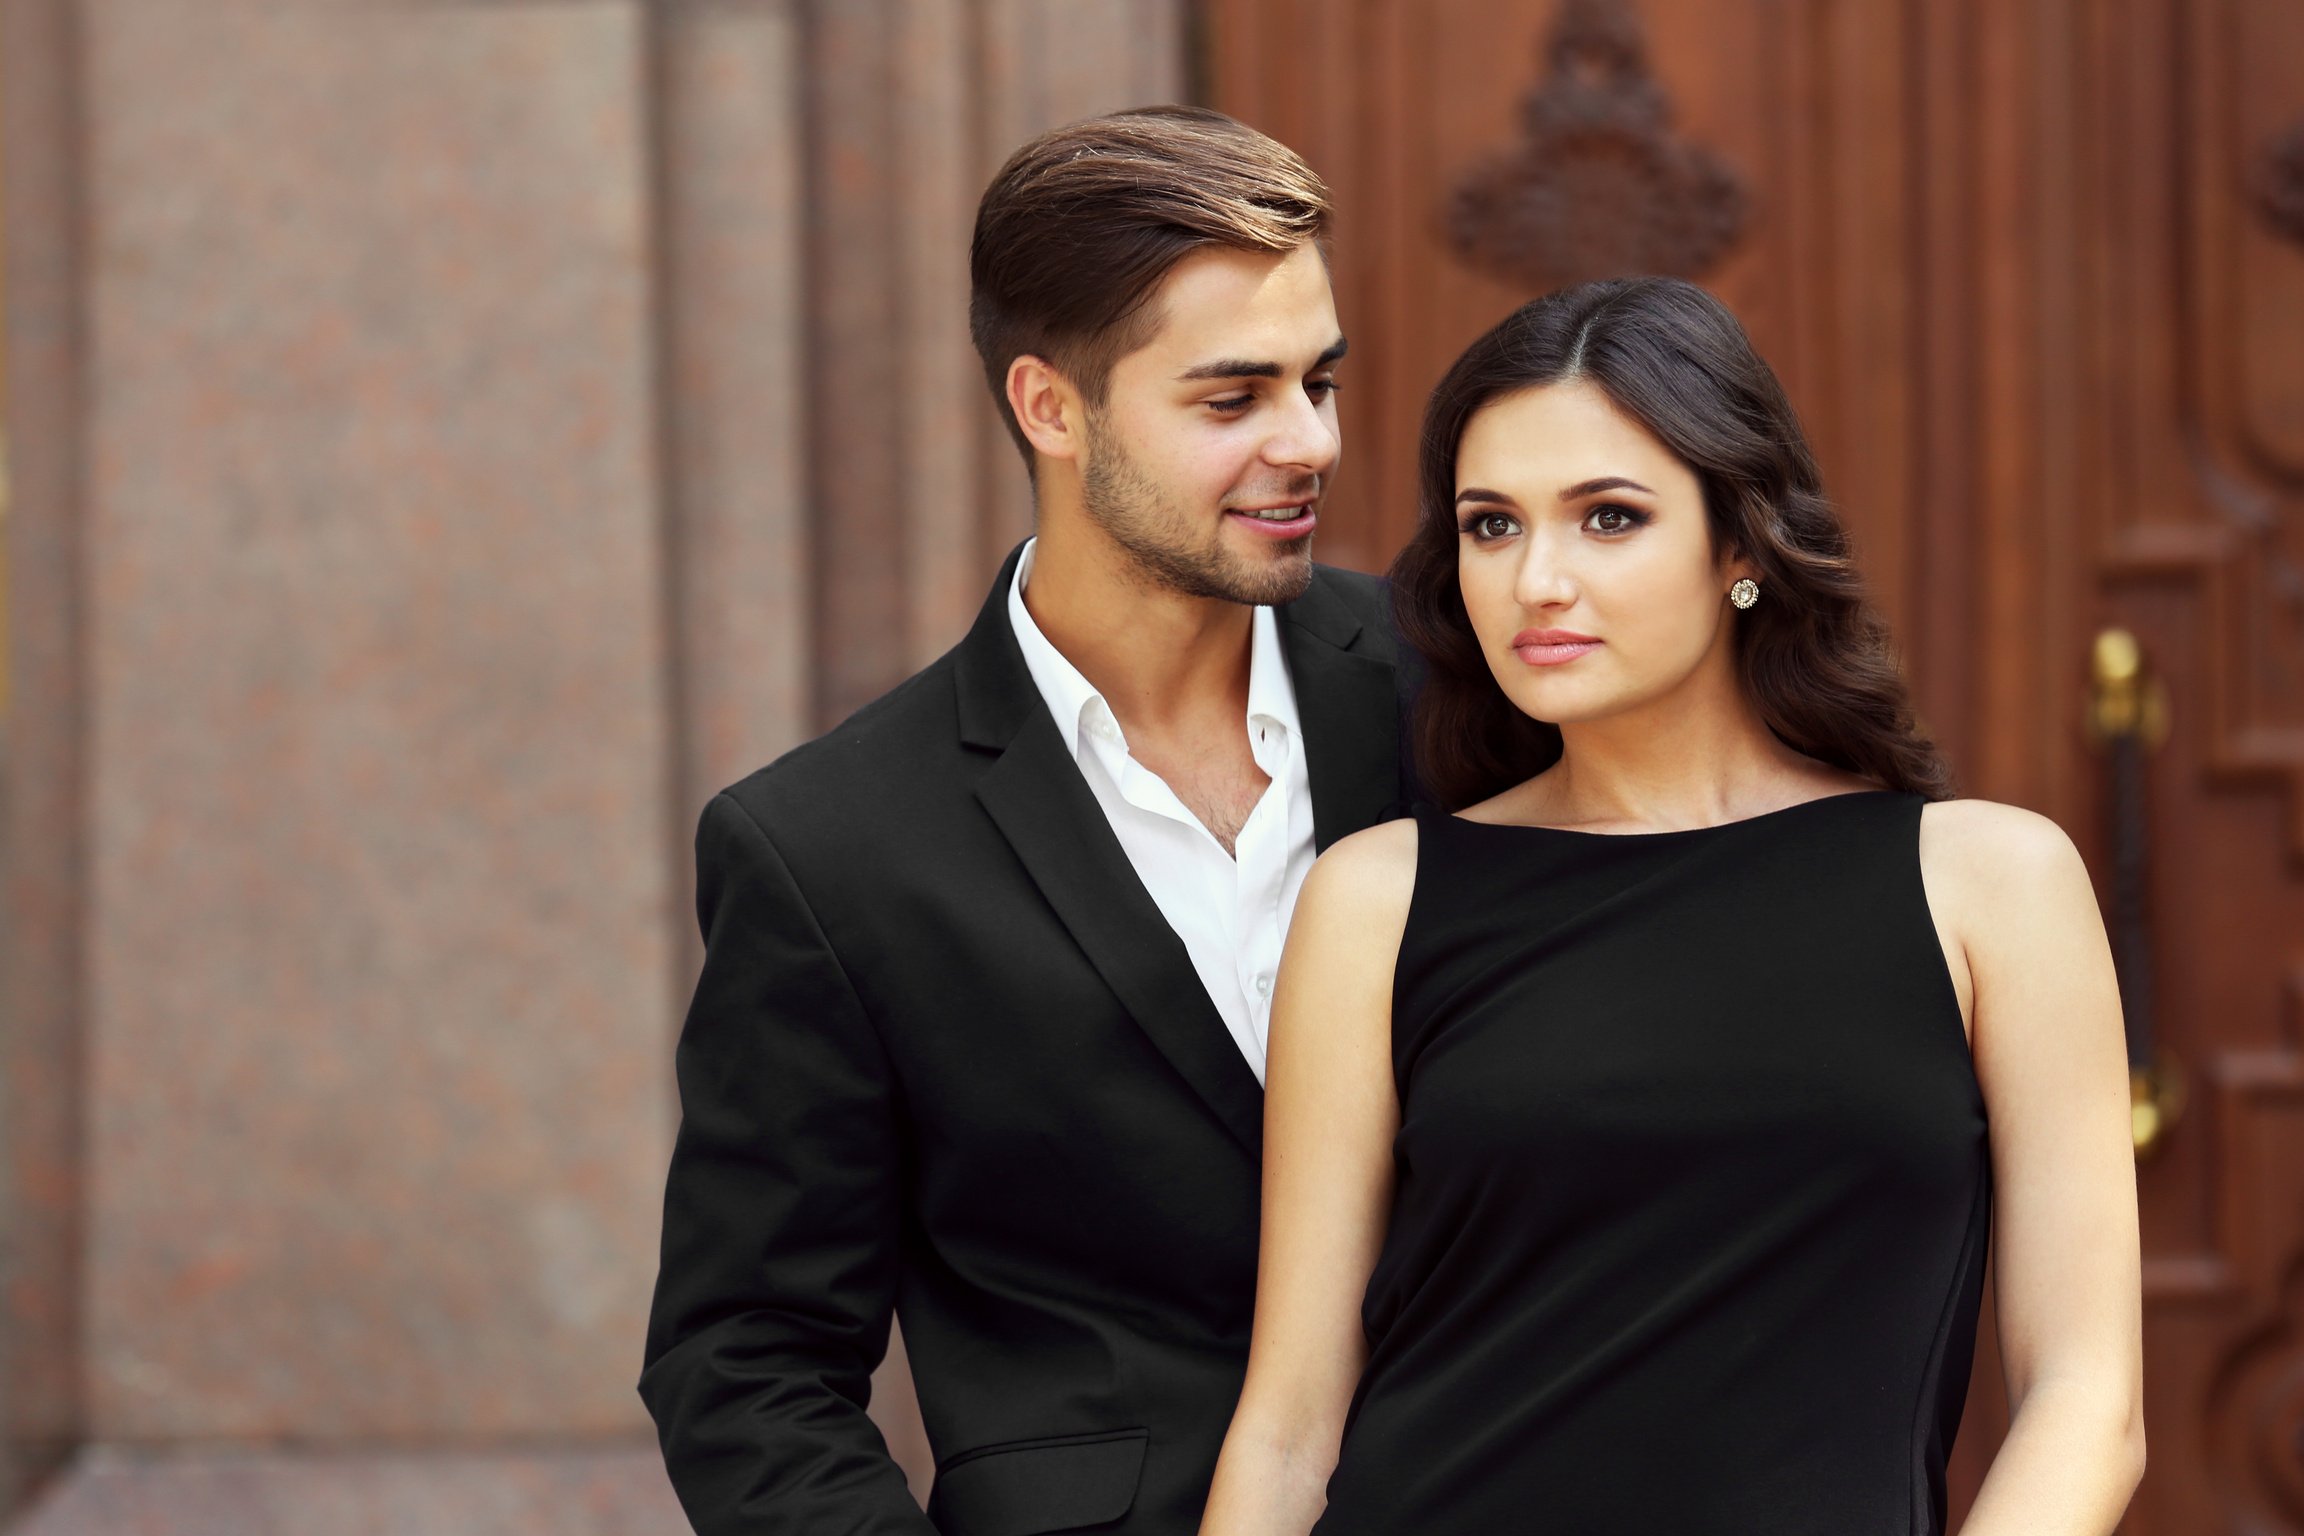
[1,0,2299,1531]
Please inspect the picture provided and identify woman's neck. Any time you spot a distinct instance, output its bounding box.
[1530,675,1851,832]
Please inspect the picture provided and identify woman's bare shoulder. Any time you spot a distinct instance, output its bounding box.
[1296,815,1421,930]
[1918,796,2096,932]
[1919,797,2085,880]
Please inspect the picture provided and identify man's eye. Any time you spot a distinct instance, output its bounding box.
[1308,377,1341,399]
[1207,395,1255,414]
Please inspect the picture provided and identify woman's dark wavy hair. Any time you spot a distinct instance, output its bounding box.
[1391,277,1953,810]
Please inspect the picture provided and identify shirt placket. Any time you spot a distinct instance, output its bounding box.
[1235,717,1293,1055]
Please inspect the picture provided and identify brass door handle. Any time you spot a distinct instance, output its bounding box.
[2088,628,2180,1158]
[2085,629,2169,746]
[2129,1062,2186,1160]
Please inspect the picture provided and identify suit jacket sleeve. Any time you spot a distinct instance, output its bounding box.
[640,791,934,1536]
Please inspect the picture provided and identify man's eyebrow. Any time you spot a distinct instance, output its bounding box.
[1177,359,1282,382]
[1175,336,1349,383]
[1558,476,1655,500]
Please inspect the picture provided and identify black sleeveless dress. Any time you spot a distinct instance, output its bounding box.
[1312,791,1990,1536]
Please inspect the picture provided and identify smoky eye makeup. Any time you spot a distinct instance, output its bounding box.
[1456,507,1520,541]
[1455,492,1653,541]
[1582,502,1653,534]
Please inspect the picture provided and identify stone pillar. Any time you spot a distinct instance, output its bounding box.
[6,1,686,1528]
[0,0,1186,1530]
[0,0,95,1515]
[807,0,1187,726]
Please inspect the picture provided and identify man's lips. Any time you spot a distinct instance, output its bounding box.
[1511,628,1602,666]
[1224,501,1318,539]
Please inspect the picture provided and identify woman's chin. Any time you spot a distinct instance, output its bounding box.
[1500,681,1617,728]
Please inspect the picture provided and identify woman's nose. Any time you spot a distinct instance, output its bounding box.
[1512,541,1576,609]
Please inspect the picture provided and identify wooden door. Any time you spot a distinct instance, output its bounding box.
[1206,1,2304,1528]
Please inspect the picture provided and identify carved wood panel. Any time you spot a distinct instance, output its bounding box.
[1209,1,2304,1528]
[2098,0,2304,1528]
[1206,0,1946,746]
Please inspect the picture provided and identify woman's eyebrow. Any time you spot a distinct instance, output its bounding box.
[1455,486,1518,506]
[1557,476,1655,500]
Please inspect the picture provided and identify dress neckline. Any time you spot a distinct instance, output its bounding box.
[1441,787,1904,841]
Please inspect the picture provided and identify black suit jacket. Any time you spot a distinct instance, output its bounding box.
[641,546,1412,1536]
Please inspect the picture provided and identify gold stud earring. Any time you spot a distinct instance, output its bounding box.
[1729,578,1760,610]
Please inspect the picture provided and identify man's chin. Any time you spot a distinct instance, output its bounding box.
[1224,544,1316,607]
[1109,525,1316,606]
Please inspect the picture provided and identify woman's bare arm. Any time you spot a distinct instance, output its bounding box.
[1199,818,1419,1536]
[1921,800,2146,1534]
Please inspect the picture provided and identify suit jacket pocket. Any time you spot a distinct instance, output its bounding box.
[926,1427,1150,1535]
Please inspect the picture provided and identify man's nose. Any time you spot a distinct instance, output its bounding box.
[1263,389,1341,477]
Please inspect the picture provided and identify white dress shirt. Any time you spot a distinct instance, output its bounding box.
[1008,538,1317,1084]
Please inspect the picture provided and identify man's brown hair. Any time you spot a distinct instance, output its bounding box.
[969,105,1332,467]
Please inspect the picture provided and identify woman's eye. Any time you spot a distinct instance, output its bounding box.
[1461,511,1519,541]
[1585,504,1643,534]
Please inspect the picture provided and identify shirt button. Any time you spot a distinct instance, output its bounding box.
[1254,973,1273,997]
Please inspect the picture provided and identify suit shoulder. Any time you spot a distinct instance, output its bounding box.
[715,653,962,825]
[1310,562,1389,617]
[1301,562,1400,661]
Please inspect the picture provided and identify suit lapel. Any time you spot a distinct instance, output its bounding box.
[975,734,1265,1157]
[958,547,1265,1158]
[1280,574,1404,852]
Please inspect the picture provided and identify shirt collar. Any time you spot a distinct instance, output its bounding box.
[1009,539,1108,758]
[1007,536,1302,759]
[1244,597,1301,743]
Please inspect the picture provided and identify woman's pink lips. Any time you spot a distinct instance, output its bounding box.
[1511,630,1602,666]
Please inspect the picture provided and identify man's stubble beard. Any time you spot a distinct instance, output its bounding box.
[1080,411,1317,608]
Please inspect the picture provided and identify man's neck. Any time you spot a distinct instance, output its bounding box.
[1022,523,1258,738]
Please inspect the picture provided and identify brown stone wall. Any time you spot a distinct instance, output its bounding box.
[0,0,1183,1528]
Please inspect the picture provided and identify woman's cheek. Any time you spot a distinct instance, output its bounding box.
[1460,559,1516,647]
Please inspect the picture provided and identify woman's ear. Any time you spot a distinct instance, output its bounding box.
[1715,538,1758,589]
[1006,356,1085,464]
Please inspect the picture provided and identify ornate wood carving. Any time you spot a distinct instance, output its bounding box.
[2258,117,2304,248]
[2204,975,2304,1531]
[1209,4,2304,1527]
[1445,0,1748,292]
[2212,1252,2304,1527]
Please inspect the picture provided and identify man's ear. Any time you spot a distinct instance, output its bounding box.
[1006,355,1086,463]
